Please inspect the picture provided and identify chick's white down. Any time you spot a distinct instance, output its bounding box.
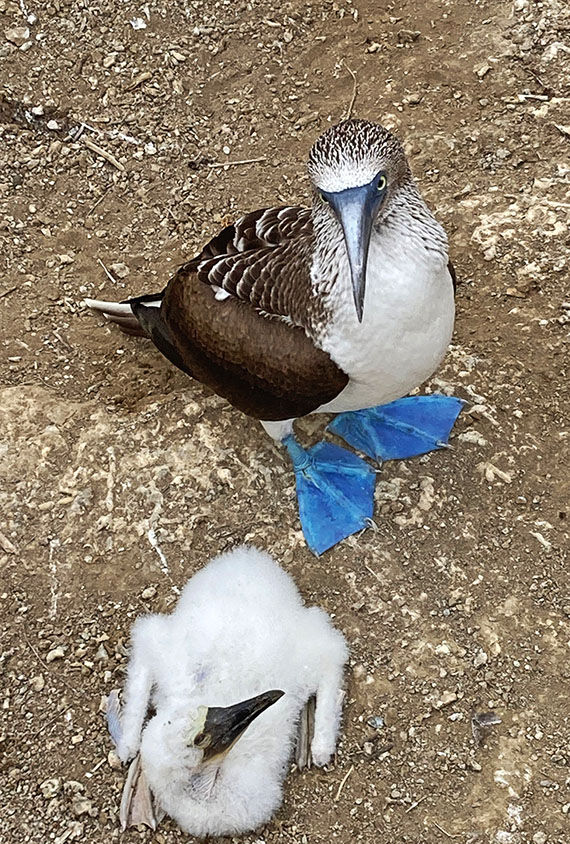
[115,546,348,836]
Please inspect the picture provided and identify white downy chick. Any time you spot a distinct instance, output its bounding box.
[108,545,348,837]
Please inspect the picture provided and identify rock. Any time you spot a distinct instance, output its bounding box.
[63,780,85,795]
[46,646,65,662]
[352,663,366,680]
[403,93,423,105]
[5,26,30,46]
[39,777,62,798]
[110,262,129,278]
[433,690,457,709]
[107,749,122,770]
[532,833,547,844]
[30,674,45,691]
[141,585,157,600]
[398,29,420,44]
[94,643,108,662]
[473,649,488,668]
[71,794,95,817]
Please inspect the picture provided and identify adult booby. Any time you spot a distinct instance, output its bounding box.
[107,545,348,836]
[85,119,462,554]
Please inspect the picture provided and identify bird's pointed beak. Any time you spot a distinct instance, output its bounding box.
[326,185,377,323]
[196,689,284,762]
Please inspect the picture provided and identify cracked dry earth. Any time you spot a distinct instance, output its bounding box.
[1,0,569,842]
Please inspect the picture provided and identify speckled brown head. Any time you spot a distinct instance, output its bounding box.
[307,119,411,321]
[307,119,410,194]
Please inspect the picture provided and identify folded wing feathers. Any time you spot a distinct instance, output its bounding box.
[194,206,313,302]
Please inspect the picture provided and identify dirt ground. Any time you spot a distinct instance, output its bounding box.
[1,0,569,842]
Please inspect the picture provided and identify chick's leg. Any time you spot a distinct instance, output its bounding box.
[310,660,345,767]
[114,617,158,762]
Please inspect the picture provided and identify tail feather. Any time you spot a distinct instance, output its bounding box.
[83,297,147,337]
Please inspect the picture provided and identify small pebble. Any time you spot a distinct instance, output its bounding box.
[107,749,122,770]
[46,646,65,663]
[110,262,129,279]
[5,26,30,46]
[39,777,61,798]
[30,675,45,691]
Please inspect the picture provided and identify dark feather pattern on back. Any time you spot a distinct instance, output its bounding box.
[179,206,325,330]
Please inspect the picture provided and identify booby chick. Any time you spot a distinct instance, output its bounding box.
[107,545,348,836]
[85,119,462,554]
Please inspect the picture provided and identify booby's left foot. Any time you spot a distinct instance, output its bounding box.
[283,435,375,556]
[328,395,464,462]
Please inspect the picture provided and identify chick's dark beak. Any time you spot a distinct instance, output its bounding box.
[197,689,284,762]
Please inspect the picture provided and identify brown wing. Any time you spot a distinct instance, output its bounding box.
[180,206,324,329]
[132,266,348,421]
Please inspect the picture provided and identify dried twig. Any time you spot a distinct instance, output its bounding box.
[82,135,125,171]
[127,71,153,90]
[334,764,354,801]
[0,285,17,300]
[364,563,384,584]
[97,258,118,284]
[343,62,358,119]
[207,156,267,169]
[433,821,460,838]
[32,710,62,739]
[405,795,427,813]
[87,186,112,216]
[22,627,76,693]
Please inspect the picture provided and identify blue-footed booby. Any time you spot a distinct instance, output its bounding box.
[85,119,462,554]
[106,545,348,836]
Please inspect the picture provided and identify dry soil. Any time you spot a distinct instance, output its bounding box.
[1,1,569,843]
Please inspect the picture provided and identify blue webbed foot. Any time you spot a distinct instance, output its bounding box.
[328,395,464,462]
[283,435,376,556]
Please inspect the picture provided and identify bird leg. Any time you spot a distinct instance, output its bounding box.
[310,662,346,767]
[329,394,464,462]
[113,617,162,762]
[295,695,316,770]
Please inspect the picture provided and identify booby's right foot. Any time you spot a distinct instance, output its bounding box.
[283,435,375,556]
[329,395,464,462]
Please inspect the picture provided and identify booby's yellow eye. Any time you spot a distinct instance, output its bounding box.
[377,174,387,191]
[319,191,329,204]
